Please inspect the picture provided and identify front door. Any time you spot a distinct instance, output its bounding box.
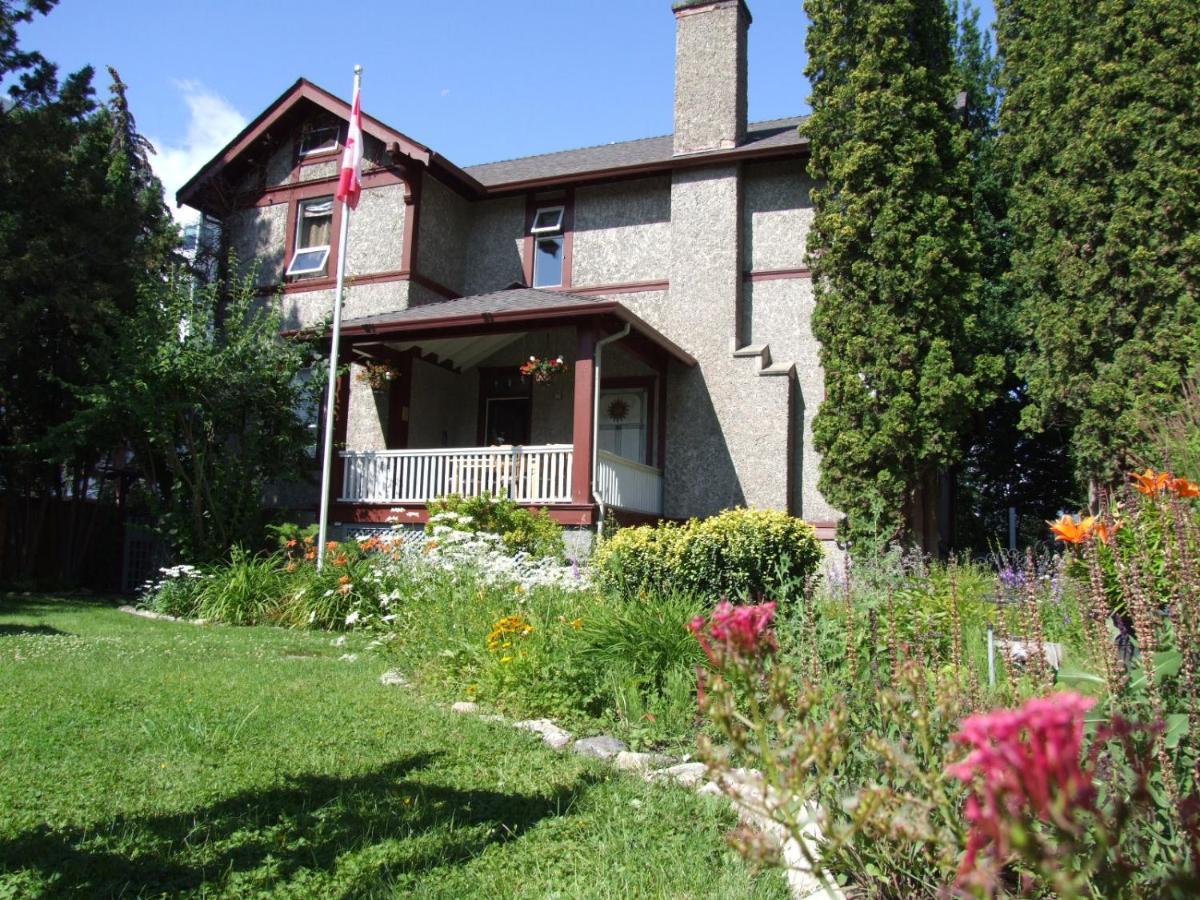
[484,397,531,445]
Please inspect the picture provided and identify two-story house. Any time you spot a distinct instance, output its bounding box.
[177,0,841,548]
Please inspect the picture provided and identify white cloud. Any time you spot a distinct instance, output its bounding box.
[149,81,247,224]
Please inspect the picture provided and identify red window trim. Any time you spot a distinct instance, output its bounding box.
[522,188,574,290]
[283,189,340,283]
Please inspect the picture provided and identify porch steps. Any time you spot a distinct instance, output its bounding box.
[732,342,795,377]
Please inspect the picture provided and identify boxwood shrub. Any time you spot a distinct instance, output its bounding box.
[593,507,823,601]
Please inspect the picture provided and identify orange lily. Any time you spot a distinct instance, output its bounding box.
[1049,514,1096,544]
[1131,468,1172,495]
[1170,476,1200,498]
[1093,518,1122,546]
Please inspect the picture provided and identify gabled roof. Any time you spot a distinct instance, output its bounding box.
[334,288,697,366]
[177,76,809,211]
[176,79,483,209]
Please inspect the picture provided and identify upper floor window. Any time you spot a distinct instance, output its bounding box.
[299,125,339,156]
[531,205,564,288]
[286,197,333,277]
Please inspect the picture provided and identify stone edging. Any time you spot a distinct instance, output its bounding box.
[118,605,208,626]
[380,671,844,900]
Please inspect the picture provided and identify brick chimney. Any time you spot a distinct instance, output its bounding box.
[672,0,750,155]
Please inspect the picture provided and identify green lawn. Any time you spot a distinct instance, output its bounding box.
[0,595,785,899]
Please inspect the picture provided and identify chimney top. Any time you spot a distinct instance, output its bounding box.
[672,0,751,155]
[671,0,752,24]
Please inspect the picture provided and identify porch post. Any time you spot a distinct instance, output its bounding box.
[571,324,598,508]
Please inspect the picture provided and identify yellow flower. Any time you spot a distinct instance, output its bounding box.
[500,656,513,664]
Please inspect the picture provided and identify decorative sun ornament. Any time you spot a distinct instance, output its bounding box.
[606,398,630,422]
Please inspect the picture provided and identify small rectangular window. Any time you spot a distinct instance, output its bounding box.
[532,236,564,288]
[286,197,333,277]
[530,206,564,234]
[299,126,339,156]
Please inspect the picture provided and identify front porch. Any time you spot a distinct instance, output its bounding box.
[324,288,695,528]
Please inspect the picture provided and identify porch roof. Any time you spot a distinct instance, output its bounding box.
[336,288,697,366]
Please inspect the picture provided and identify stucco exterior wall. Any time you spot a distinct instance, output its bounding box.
[462,197,525,295]
[572,177,671,287]
[474,328,577,445]
[408,358,471,448]
[673,0,748,154]
[742,159,814,272]
[346,364,389,451]
[346,183,407,277]
[297,159,338,182]
[278,280,410,332]
[602,343,656,379]
[266,141,293,187]
[405,281,447,308]
[229,202,289,287]
[417,173,469,294]
[660,164,793,518]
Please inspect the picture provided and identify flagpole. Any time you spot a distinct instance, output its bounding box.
[316,64,362,571]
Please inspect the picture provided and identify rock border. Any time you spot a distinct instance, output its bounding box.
[379,670,842,900]
[118,605,208,626]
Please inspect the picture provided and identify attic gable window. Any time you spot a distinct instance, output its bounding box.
[530,205,565,287]
[286,197,333,277]
[299,125,339,156]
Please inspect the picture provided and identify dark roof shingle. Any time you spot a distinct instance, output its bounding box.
[464,115,807,188]
[339,288,605,331]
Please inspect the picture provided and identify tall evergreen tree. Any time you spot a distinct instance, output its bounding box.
[804,0,999,549]
[950,0,1078,548]
[999,0,1200,490]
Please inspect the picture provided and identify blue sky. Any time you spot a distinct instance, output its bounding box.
[17,0,995,220]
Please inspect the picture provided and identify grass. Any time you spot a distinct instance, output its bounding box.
[0,595,786,899]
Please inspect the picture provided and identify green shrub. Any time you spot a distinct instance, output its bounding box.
[143,565,206,618]
[426,493,564,559]
[572,591,705,687]
[193,547,285,625]
[594,508,823,600]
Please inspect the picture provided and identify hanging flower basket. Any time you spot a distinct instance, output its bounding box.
[519,355,569,383]
[356,361,400,393]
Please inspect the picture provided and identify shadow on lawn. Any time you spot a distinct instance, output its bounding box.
[0,753,602,896]
[0,623,70,637]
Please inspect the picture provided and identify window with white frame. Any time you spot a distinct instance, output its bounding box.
[286,197,333,277]
[299,125,339,156]
[530,205,564,234]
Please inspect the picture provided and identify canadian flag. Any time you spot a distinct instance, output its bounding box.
[335,79,363,209]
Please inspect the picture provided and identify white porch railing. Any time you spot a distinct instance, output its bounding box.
[340,445,573,505]
[595,449,663,516]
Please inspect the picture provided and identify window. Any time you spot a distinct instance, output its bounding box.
[286,197,333,276]
[299,125,339,156]
[530,205,564,287]
[530,205,564,234]
[598,388,648,464]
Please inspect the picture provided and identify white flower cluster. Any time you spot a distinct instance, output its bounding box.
[416,526,590,592]
[138,563,205,598]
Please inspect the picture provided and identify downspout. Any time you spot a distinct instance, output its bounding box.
[591,323,632,540]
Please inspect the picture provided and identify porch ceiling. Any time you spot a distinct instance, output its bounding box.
[335,287,697,367]
[357,332,526,373]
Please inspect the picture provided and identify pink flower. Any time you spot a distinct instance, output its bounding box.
[946,691,1097,884]
[688,600,777,666]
